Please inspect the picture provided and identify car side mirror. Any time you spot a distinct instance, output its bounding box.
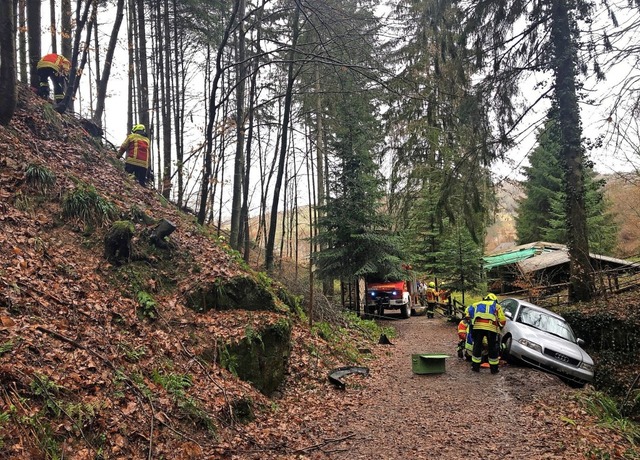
[504,311,513,319]
[576,338,585,346]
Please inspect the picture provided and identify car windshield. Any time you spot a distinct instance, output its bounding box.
[516,306,576,342]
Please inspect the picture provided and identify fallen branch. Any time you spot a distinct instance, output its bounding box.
[293,433,356,454]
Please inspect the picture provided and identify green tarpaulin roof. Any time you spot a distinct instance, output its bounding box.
[482,248,538,270]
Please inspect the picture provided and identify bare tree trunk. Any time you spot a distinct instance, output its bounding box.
[93,0,124,128]
[18,0,27,82]
[49,0,57,53]
[161,0,172,199]
[135,0,150,128]
[314,66,332,295]
[26,0,41,89]
[229,0,247,249]
[150,9,160,189]
[198,0,240,225]
[58,0,95,113]
[265,1,300,272]
[127,0,135,130]
[60,0,71,58]
[241,75,256,260]
[279,161,289,267]
[0,0,17,126]
[292,143,299,275]
[241,9,263,261]
[154,0,166,193]
[305,122,315,324]
[172,0,184,207]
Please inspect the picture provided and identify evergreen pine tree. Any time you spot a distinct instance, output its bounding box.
[516,114,617,254]
[314,80,405,282]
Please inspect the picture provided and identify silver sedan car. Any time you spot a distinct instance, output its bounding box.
[499,298,595,387]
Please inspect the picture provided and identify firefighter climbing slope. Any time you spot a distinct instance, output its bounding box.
[35,53,71,105]
[118,124,151,187]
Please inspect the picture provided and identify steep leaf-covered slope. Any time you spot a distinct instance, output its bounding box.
[0,86,360,459]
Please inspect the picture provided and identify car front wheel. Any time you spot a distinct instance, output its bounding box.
[501,336,518,364]
[401,299,411,319]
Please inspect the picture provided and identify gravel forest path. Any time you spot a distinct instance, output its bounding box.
[321,312,602,460]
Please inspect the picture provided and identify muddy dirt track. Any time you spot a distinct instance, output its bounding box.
[323,312,600,460]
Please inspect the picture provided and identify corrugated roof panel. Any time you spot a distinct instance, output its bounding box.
[518,249,570,273]
[483,248,538,269]
[487,241,565,256]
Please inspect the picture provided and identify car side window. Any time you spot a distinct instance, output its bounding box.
[500,299,517,318]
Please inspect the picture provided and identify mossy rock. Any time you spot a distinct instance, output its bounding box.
[104,220,134,264]
[185,275,277,312]
[207,319,292,396]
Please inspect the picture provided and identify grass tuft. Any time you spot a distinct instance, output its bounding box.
[62,183,118,227]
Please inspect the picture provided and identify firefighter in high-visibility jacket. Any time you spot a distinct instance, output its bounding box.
[425,282,438,318]
[457,315,470,359]
[118,124,150,187]
[36,53,71,103]
[467,293,506,374]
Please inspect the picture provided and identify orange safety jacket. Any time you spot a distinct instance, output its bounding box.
[468,300,506,333]
[457,320,468,340]
[426,288,437,303]
[119,133,150,168]
[37,54,71,74]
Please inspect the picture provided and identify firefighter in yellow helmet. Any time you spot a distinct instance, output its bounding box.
[467,293,506,374]
[118,124,151,187]
[425,281,438,318]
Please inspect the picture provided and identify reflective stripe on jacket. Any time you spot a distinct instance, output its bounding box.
[465,324,473,351]
[37,54,71,74]
[120,133,150,168]
[469,300,506,333]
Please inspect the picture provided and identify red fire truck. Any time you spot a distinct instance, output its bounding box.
[365,279,415,319]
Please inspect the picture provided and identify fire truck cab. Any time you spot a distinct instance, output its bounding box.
[365,279,413,319]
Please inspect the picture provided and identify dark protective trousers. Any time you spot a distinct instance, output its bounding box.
[471,328,499,372]
[125,163,148,187]
[37,68,66,102]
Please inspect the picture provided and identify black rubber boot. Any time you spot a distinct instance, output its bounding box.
[490,365,499,374]
[472,363,480,372]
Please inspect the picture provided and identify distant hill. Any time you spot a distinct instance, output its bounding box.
[485,174,640,258]
[485,179,524,254]
[603,173,640,258]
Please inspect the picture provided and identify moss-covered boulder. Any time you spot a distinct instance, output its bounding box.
[185,275,278,312]
[211,319,292,396]
[104,220,134,264]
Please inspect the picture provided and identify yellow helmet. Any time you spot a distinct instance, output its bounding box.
[429,282,435,288]
[484,293,498,301]
[132,124,146,134]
